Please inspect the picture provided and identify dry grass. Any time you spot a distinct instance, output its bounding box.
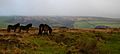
[0,28,119,54]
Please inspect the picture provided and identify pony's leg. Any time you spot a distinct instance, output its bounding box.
[14,28,16,32]
[38,31,40,35]
[38,28,43,35]
[7,27,10,32]
[26,29,29,33]
[49,29,52,35]
[47,31,49,35]
[43,31,49,35]
[38,31,42,35]
[19,28,21,32]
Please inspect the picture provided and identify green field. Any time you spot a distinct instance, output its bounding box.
[74,20,120,28]
[0,16,13,28]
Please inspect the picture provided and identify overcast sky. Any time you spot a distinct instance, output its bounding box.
[0,0,120,18]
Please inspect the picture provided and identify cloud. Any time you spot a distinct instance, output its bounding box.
[0,0,120,18]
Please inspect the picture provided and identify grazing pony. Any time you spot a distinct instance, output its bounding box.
[19,23,32,33]
[7,23,20,32]
[38,24,52,35]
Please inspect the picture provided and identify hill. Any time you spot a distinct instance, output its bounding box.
[0,16,14,28]
[0,16,120,28]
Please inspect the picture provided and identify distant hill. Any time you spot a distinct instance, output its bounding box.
[0,16,14,28]
[0,16,120,28]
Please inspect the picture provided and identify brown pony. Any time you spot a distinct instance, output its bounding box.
[38,24,52,35]
[19,23,32,33]
[7,23,20,32]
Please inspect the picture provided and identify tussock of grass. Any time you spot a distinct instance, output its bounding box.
[0,28,120,54]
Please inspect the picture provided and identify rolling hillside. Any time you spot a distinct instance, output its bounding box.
[0,16,120,28]
[0,16,120,54]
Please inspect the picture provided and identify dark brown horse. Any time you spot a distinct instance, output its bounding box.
[38,24,52,35]
[7,23,20,32]
[19,23,32,33]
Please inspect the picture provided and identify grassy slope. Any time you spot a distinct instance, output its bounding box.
[103,33,120,54]
[0,16,13,28]
[0,29,120,54]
